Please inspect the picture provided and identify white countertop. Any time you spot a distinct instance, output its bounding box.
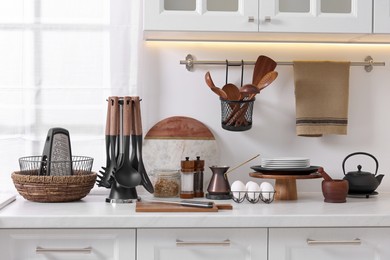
[1,193,390,229]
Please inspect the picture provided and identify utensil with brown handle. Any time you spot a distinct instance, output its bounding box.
[133,96,154,193]
[318,167,333,181]
[252,55,277,87]
[107,96,120,182]
[227,71,278,126]
[205,71,228,99]
[97,97,114,188]
[113,96,142,188]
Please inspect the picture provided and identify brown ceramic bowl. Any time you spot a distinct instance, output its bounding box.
[321,180,349,203]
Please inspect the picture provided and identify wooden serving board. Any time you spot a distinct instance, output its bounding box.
[145,116,215,140]
[143,116,219,175]
[135,201,232,213]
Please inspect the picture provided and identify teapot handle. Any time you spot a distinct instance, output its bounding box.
[342,152,379,176]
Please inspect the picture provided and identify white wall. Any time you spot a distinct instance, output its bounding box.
[140,41,390,193]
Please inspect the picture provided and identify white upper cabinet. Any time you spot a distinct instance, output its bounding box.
[374,0,390,33]
[144,0,373,34]
[259,0,372,33]
[144,0,258,32]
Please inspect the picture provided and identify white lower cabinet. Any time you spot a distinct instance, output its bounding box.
[0,229,135,260]
[269,227,390,260]
[137,228,267,260]
[2,227,390,259]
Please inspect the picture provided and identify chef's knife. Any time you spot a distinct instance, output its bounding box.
[143,200,214,208]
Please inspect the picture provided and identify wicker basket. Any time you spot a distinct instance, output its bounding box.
[11,170,97,202]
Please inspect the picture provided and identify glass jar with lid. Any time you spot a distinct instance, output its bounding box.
[153,169,180,198]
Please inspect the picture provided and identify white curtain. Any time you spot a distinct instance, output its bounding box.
[0,0,142,191]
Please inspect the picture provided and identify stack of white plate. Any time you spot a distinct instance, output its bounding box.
[261,157,310,169]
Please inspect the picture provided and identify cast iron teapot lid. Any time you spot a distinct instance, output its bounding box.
[342,152,378,176]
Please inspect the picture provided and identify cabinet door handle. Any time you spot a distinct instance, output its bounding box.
[176,239,230,247]
[264,16,271,23]
[248,16,255,23]
[307,238,361,245]
[36,246,92,254]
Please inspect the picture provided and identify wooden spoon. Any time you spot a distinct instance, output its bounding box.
[252,55,277,86]
[222,83,240,101]
[245,71,278,100]
[239,84,260,99]
[205,71,228,99]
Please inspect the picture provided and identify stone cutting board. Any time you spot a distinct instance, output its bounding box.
[143,116,219,182]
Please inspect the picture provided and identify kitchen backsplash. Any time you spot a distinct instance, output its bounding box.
[140,41,390,193]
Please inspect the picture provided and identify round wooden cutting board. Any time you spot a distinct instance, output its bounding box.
[143,116,219,178]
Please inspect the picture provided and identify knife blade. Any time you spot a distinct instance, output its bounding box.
[143,199,214,208]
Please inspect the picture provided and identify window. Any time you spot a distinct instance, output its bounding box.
[0,0,141,191]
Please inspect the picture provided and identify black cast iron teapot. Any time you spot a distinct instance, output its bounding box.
[342,152,384,194]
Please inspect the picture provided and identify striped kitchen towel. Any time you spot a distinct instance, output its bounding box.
[293,61,351,137]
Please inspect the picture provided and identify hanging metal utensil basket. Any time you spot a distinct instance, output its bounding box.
[220,98,255,131]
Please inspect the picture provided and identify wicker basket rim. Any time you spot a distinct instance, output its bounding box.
[11,171,97,184]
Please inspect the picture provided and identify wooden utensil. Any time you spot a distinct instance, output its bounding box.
[224,154,260,177]
[252,55,277,87]
[239,84,260,99]
[205,71,228,99]
[246,71,279,101]
[222,83,241,101]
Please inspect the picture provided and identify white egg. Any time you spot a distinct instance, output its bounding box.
[260,182,275,200]
[245,181,257,190]
[231,181,246,199]
[246,181,261,200]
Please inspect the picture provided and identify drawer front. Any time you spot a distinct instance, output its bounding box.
[138,228,267,260]
[269,227,390,260]
[0,229,135,260]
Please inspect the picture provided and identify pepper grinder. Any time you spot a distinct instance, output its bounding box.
[194,156,205,197]
[180,157,195,199]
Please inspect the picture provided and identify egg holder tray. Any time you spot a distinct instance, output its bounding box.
[231,191,276,204]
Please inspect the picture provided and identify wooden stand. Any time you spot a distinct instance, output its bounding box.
[249,172,322,200]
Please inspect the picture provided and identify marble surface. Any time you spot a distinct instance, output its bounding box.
[1,193,390,229]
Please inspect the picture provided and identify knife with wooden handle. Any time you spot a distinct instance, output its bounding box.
[143,200,214,208]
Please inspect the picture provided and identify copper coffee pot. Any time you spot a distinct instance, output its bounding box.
[206,154,260,200]
[206,166,231,200]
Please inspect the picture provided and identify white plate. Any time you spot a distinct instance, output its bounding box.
[261,157,310,169]
[262,165,311,169]
[262,158,309,162]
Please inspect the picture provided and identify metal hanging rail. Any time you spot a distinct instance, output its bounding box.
[180,54,385,72]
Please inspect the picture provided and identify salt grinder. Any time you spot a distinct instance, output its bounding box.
[180,157,195,199]
[194,156,205,197]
